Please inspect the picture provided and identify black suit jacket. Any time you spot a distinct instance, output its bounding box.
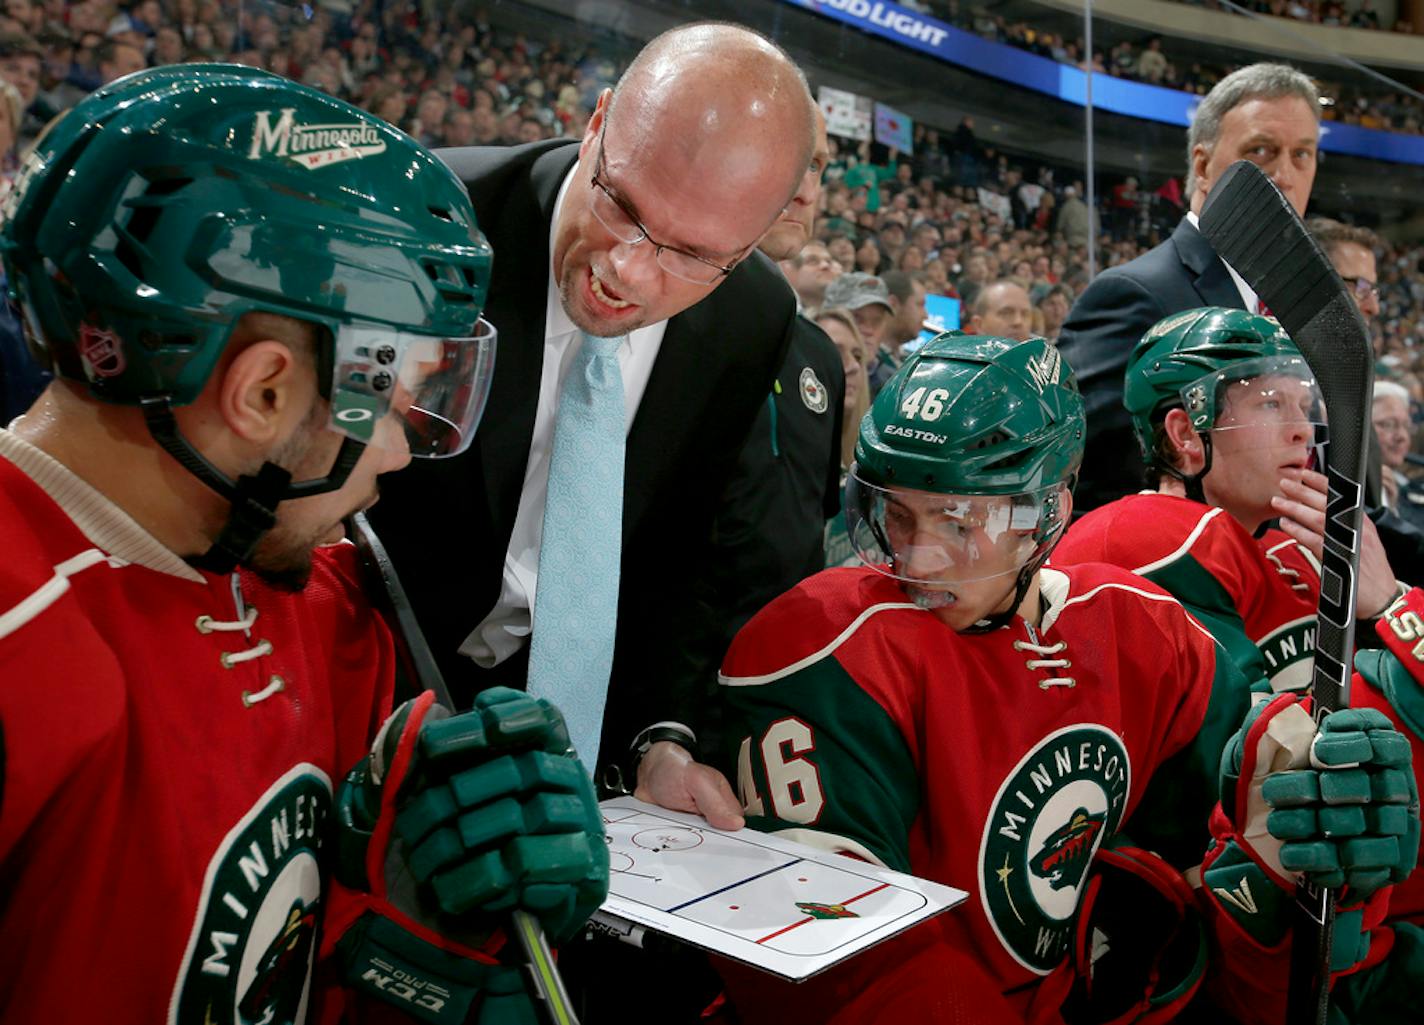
[1057,217,1244,512]
[370,140,798,772]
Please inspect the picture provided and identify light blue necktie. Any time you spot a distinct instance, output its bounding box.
[527,332,626,771]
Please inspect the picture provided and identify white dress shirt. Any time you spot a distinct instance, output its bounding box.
[460,159,669,666]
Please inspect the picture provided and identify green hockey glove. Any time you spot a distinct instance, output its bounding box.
[332,688,609,1024]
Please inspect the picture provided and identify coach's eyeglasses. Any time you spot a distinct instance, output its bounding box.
[1341,276,1380,303]
[588,120,758,286]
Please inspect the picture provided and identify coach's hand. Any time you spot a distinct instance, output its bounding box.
[635,742,745,830]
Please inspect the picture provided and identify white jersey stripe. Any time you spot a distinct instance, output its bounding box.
[1131,506,1224,576]
[1047,579,1218,645]
[719,601,922,687]
[0,549,120,640]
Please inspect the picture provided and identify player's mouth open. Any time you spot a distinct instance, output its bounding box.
[591,267,635,310]
[907,585,957,610]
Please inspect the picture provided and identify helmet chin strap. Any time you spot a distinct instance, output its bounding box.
[962,563,1037,634]
[1158,431,1214,505]
[140,396,364,574]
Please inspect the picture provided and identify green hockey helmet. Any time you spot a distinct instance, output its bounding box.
[1123,307,1320,466]
[846,333,1083,606]
[0,64,497,570]
[1,63,494,460]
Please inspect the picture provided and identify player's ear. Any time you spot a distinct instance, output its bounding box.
[1162,408,1204,474]
[217,339,314,446]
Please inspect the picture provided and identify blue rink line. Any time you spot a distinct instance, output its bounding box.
[665,857,807,914]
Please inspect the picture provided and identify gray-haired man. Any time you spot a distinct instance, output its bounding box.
[1057,62,1321,511]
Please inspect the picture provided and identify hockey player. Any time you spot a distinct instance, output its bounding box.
[0,66,606,1024]
[1055,308,1400,694]
[709,332,1416,1024]
[1054,307,1423,1023]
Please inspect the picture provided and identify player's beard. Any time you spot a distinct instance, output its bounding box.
[242,410,369,592]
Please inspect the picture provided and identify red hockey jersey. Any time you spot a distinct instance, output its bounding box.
[1055,493,1319,695]
[0,436,395,1024]
[718,563,1221,1022]
[1058,492,1424,941]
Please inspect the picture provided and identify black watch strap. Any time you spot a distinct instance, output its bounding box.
[629,723,700,767]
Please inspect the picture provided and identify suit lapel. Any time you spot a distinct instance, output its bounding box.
[475,145,579,524]
[1171,216,1247,310]
[624,306,706,535]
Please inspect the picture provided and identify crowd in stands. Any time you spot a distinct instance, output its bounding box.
[906,1,1424,136]
[1,0,1423,468]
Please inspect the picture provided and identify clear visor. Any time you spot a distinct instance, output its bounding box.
[845,469,1070,586]
[1179,355,1325,436]
[330,317,496,459]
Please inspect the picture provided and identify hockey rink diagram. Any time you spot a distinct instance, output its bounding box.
[602,803,936,957]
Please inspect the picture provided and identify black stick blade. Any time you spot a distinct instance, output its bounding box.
[1198,160,1372,489]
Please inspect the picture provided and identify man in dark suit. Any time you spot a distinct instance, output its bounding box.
[701,106,843,661]
[372,23,815,828]
[1057,63,1322,511]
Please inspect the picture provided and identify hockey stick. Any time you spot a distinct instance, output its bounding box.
[347,511,580,1025]
[1198,160,1373,1025]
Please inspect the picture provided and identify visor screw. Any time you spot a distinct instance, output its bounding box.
[376,345,396,365]
[372,371,392,391]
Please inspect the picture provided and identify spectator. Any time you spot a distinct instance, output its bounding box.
[443,107,477,147]
[815,307,869,471]
[966,278,1033,340]
[1137,37,1168,83]
[1374,380,1424,529]
[96,36,145,84]
[153,23,184,66]
[785,239,836,315]
[854,235,884,274]
[1036,282,1073,343]
[881,269,929,357]
[0,31,39,112]
[409,88,449,147]
[826,272,897,396]
[1056,183,1090,247]
[0,76,41,423]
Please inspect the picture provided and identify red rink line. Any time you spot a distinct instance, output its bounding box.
[754,882,891,944]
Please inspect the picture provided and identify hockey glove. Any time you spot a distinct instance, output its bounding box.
[330,688,609,1025]
[1202,692,1414,991]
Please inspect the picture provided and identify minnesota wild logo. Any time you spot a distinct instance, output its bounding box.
[796,901,858,920]
[169,765,332,1025]
[978,725,1130,974]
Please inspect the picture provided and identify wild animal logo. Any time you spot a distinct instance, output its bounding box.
[249,108,387,170]
[979,725,1130,974]
[169,765,332,1025]
[1028,808,1104,890]
[800,366,829,414]
[795,901,859,920]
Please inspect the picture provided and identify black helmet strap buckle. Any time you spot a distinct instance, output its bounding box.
[140,394,363,574]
